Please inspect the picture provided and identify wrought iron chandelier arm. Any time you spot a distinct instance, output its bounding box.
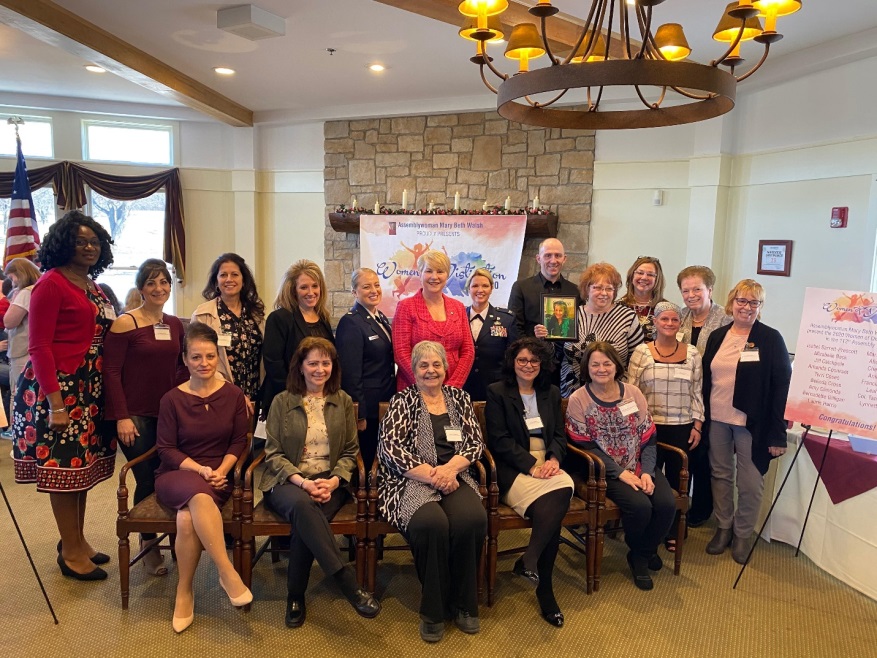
[711,19,748,67]
[481,49,510,84]
[479,63,500,94]
[562,0,603,65]
[633,3,653,60]
[735,42,771,82]
[539,16,559,65]
[633,84,667,110]
[527,88,569,109]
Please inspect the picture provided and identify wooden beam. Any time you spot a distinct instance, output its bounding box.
[0,0,253,127]
[375,0,636,60]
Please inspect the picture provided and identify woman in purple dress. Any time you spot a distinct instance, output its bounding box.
[154,322,251,633]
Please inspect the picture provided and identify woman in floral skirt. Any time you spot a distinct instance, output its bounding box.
[13,210,117,581]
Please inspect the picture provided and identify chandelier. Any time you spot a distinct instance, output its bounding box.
[457,1,802,130]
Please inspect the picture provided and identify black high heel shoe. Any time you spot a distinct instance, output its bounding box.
[513,558,540,586]
[57,540,110,565]
[57,554,107,581]
[541,609,564,627]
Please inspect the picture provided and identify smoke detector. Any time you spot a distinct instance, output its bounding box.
[217,5,286,41]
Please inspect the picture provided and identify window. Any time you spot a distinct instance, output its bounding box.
[0,116,53,158]
[83,121,173,165]
[89,191,175,312]
[0,186,58,256]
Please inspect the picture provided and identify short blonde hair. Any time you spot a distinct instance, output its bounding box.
[465,267,493,293]
[275,260,330,323]
[579,262,622,302]
[724,279,766,320]
[418,249,451,274]
[676,265,716,290]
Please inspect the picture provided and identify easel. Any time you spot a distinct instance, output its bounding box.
[2,115,59,623]
[733,423,833,588]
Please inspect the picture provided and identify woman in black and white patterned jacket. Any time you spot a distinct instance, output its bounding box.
[377,340,486,644]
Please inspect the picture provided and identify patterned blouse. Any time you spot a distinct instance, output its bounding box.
[626,343,705,426]
[299,395,331,476]
[377,385,482,532]
[560,302,644,398]
[216,297,262,401]
[566,382,657,479]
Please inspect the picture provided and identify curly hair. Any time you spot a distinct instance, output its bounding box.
[578,262,622,302]
[620,256,665,307]
[37,210,114,276]
[501,337,555,388]
[275,259,330,324]
[201,252,265,323]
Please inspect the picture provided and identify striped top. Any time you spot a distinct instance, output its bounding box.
[560,302,644,398]
[626,343,705,425]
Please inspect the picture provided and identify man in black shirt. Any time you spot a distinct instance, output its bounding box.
[508,238,581,388]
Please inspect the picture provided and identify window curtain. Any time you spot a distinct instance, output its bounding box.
[0,161,187,283]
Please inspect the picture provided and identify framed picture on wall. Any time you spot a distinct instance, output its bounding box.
[542,294,578,340]
[757,240,793,277]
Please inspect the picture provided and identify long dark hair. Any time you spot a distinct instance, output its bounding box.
[201,252,264,323]
[501,337,554,389]
[38,210,114,276]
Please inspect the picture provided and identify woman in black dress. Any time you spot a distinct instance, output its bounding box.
[154,322,251,633]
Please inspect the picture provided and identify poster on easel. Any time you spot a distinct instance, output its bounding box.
[785,287,877,439]
[359,214,527,318]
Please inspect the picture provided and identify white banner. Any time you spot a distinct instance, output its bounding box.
[785,287,877,438]
[359,214,527,318]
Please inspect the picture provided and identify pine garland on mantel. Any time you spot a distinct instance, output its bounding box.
[335,205,553,216]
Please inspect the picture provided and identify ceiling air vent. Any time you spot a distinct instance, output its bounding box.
[217,4,286,41]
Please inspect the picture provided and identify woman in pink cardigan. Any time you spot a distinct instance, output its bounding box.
[392,250,474,391]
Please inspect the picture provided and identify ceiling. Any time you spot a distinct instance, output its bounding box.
[2,1,877,125]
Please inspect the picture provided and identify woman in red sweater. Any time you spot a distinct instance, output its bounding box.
[12,210,117,581]
[392,250,474,391]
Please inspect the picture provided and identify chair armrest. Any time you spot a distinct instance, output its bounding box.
[244,449,267,491]
[656,441,689,494]
[118,445,158,488]
[354,452,367,498]
[566,442,600,480]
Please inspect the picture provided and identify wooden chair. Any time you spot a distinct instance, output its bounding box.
[115,435,251,610]
[238,404,368,610]
[583,442,689,592]
[473,400,596,605]
[366,402,487,598]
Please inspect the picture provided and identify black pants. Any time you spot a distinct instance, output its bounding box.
[264,482,349,598]
[405,484,487,624]
[687,439,714,524]
[118,415,160,541]
[655,423,693,539]
[605,469,676,557]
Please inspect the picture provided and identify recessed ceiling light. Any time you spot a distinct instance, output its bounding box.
[214,67,236,75]
[84,65,106,73]
[368,64,385,72]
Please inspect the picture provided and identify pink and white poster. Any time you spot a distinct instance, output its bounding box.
[785,287,877,438]
[359,214,527,318]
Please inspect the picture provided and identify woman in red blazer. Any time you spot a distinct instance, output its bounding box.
[392,250,474,390]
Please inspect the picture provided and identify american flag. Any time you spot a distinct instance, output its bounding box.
[3,135,40,266]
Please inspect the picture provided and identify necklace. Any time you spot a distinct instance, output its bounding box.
[692,309,709,325]
[61,266,93,291]
[654,340,679,359]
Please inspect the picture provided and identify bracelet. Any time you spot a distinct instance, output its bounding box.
[49,408,66,414]
[298,478,306,489]
[692,427,702,434]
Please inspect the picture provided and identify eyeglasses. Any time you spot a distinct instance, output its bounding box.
[734,298,763,309]
[515,357,541,367]
[75,239,101,249]
[633,270,658,279]
[637,256,661,263]
[590,285,615,293]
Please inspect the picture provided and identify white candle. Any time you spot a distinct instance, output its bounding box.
[504,195,511,211]
[454,191,460,211]
[533,195,539,209]
[401,189,408,210]
[351,196,357,209]
[374,200,381,214]
[428,200,434,211]
[482,201,488,211]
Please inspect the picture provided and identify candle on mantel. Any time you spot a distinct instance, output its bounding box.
[533,195,539,209]
[482,201,488,212]
[374,200,381,214]
[351,197,357,209]
[401,189,408,210]
[504,196,511,211]
[454,191,460,210]
[428,200,435,211]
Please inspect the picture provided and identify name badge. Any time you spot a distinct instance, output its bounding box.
[740,349,760,362]
[618,399,639,417]
[103,304,116,321]
[368,334,379,341]
[153,323,171,341]
[676,331,685,342]
[217,332,232,347]
[445,427,463,443]
[525,416,544,431]
[674,367,692,381]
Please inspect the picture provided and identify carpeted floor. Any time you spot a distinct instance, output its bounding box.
[1,449,875,658]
